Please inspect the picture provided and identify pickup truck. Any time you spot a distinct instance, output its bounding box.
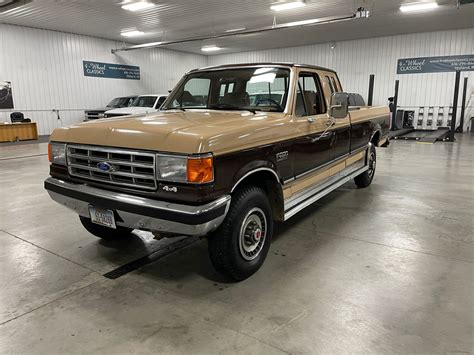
[45,63,390,281]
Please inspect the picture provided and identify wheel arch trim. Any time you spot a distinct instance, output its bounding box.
[230,167,281,193]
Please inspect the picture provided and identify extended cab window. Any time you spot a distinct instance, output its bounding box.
[163,67,290,112]
[155,96,167,109]
[296,73,325,117]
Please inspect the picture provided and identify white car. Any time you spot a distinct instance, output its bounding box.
[104,94,167,118]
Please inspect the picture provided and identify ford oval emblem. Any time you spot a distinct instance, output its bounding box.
[97,161,114,172]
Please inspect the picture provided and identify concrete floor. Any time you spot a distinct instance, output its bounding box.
[0,135,473,354]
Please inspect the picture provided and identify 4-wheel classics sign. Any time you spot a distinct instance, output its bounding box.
[397,55,474,74]
[83,61,140,80]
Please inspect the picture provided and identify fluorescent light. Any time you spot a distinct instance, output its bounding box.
[121,30,145,37]
[225,27,247,33]
[132,41,163,48]
[271,1,305,11]
[285,18,320,27]
[121,1,154,11]
[201,45,221,52]
[400,2,438,12]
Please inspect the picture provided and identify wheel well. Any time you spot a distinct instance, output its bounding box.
[232,170,284,221]
[371,131,381,145]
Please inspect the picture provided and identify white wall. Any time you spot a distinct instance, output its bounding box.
[0,24,207,135]
[209,29,474,129]
[1,25,472,135]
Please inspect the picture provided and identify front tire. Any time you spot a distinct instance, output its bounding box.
[208,186,273,281]
[354,144,376,188]
[79,216,133,240]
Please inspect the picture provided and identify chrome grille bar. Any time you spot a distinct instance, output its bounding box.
[67,144,156,190]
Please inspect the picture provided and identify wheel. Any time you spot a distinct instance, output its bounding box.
[354,144,376,188]
[208,186,273,281]
[79,216,133,240]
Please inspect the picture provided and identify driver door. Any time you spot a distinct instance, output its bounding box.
[292,71,335,177]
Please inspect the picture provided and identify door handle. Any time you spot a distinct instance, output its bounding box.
[310,132,332,143]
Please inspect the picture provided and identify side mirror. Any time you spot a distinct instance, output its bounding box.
[329,92,349,118]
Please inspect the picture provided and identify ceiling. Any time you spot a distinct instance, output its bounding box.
[0,0,473,55]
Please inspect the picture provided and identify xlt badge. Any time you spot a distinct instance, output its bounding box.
[276,151,289,162]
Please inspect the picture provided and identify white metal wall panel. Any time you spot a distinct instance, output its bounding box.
[209,29,474,128]
[0,24,207,135]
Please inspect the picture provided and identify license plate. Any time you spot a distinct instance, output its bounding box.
[89,206,116,229]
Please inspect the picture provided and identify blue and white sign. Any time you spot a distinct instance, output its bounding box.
[397,55,474,75]
[83,61,140,80]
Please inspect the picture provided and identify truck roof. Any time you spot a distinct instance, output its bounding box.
[191,62,337,74]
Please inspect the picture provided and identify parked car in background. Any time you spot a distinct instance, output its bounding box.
[104,94,168,118]
[84,95,137,121]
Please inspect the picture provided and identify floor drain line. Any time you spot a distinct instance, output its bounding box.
[103,237,199,279]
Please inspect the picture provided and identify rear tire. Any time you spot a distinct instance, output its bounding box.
[79,216,133,240]
[208,186,273,281]
[354,144,376,188]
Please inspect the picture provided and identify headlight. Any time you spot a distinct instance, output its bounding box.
[156,154,213,184]
[48,143,67,165]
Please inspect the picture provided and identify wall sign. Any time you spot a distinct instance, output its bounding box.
[0,81,14,109]
[397,55,474,74]
[83,61,140,80]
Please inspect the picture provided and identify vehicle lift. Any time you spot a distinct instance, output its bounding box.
[388,71,468,143]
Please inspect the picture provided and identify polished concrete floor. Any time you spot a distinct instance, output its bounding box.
[1,135,473,354]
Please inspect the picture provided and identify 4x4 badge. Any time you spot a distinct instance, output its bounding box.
[162,185,178,193]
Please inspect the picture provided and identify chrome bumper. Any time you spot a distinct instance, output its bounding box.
[44,177,231,237]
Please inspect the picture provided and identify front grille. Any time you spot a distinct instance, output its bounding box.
[67,144,156,190]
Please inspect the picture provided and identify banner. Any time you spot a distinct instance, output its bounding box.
[83,61,140,80]
[0,81,14,109]
[397,55,474,74]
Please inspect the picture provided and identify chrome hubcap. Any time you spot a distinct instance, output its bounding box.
[239,208,267,261]
[367,151,376,178]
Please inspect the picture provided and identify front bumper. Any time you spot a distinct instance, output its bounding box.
[44,177,231,236]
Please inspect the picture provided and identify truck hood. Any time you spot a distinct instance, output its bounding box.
[105,107,156,115]
[50,109,293,155]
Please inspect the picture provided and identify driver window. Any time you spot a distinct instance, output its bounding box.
[296,73,325,116]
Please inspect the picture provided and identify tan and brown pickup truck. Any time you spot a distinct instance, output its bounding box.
[45,63,390,280]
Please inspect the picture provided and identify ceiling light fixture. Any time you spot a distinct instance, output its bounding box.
[120,30,145,37]
[201,45,222,52]
[400,2,439,12]
[225,27,247,33]
[121,1,154,11]
[270,0,305,11]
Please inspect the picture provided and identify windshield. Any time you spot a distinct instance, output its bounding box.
[162,67,290,113]
[107,97,135,108]
[130,96,157,108]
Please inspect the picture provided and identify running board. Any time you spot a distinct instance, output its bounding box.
[283,165,368,221]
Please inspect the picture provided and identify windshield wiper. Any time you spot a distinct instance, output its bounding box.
[209,104,256,114]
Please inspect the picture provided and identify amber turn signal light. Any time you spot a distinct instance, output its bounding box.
[187,156,213,183]
[47,143,52,162]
